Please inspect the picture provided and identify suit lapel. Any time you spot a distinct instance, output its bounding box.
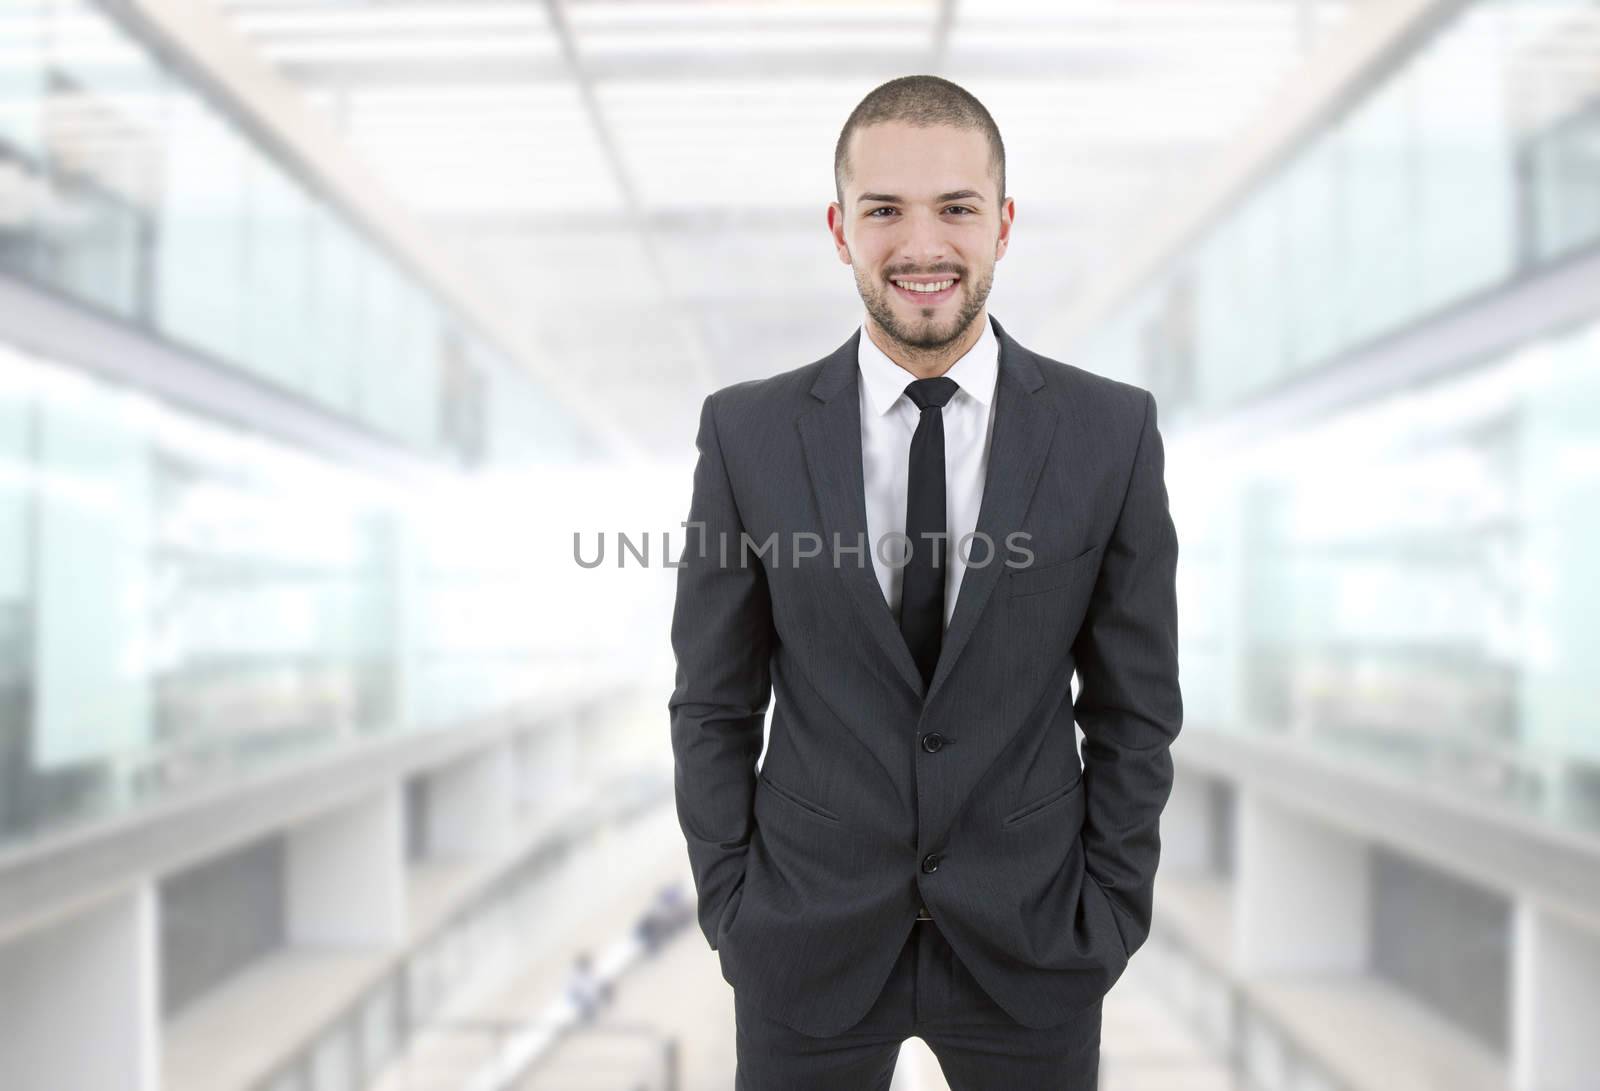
[924,316,1056,707]
[795,316,1057,707]
[797,329,928,697]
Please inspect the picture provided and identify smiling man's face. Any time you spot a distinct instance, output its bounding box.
[828,120,1014,355]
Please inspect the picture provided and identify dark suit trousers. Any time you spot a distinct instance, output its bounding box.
[734,918,1102,1090]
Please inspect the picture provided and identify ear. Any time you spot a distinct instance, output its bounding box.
[827,202,851,265]
[995,196,1015,261]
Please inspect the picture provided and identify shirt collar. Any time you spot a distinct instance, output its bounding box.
[857,312,999,418]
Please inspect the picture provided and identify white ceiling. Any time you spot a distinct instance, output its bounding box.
[213,0,1357,455]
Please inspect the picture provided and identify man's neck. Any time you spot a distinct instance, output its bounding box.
[865,309,989,380]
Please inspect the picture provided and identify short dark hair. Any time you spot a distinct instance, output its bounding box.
[834,75,1006,206]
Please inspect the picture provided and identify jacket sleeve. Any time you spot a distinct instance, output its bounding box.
[668,392,775,951]
[1071,388,1183,961]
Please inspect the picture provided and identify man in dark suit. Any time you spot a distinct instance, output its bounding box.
[669,74,1182,1089]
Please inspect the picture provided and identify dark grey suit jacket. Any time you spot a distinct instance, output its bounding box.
[668,314,1182,1037]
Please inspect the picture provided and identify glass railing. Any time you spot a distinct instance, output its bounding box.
[0,0,582,466]
[1075,0,1600,416]
[1171,311,1600,837]
[0,339,605,853]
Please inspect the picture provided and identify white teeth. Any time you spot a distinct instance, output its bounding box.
[894,279,955,293]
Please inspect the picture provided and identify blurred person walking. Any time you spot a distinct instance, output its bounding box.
[565,950,610,1023]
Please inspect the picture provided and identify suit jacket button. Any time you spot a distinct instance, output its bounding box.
[921,853,941,873]
[921,732,945,753]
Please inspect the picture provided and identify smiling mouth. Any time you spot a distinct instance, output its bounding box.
[890,276,960,304]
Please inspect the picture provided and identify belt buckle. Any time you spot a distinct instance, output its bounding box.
[916,905,933,921]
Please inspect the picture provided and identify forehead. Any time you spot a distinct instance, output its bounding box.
[844,120,994,196]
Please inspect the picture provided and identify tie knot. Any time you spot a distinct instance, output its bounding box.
[904,376,959,412]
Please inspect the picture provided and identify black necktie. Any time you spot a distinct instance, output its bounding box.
[899,376,960,688]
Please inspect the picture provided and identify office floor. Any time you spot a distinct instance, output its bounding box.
[508,804,1244,1090]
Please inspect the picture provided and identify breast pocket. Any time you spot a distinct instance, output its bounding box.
[1007,542,1102,600]
[1006,543,1103,700]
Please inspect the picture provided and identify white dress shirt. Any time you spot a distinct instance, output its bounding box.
[857,313,1000,631]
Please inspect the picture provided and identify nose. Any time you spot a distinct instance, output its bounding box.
[897,208,948,270]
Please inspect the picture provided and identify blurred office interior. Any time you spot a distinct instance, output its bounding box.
[1,0,1598,1088]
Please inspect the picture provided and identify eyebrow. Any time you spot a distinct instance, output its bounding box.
[857,190,986,205]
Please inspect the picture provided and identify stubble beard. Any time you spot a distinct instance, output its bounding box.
[857,263,994,356]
